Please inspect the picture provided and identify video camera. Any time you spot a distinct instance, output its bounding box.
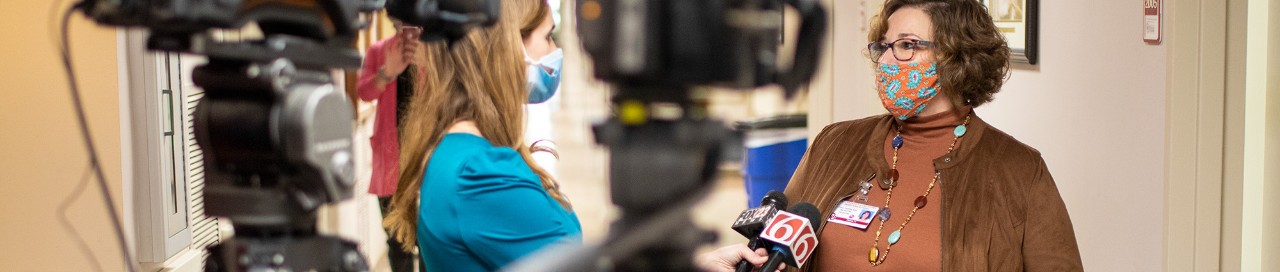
[578,0,825,96]
[75,0,500,271]
[505,0,826,271]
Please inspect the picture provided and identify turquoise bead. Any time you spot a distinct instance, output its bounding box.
[954,124,968,137]
[888,230,902,245]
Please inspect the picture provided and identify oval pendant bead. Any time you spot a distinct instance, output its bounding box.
[888,230,902,245]
[914,196,928,208]
[869,247,879,263]
[954,124,968,137]
[877,207,892,221]
[892,135,904,148]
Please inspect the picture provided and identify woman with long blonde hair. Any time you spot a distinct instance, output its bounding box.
[381,1,578,271]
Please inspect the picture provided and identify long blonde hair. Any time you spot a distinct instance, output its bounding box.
[382,0,572,251]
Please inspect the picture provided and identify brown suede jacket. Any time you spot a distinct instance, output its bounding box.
[785,114,1083,271]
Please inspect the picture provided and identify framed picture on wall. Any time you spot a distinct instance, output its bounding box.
[981,0,1039,64]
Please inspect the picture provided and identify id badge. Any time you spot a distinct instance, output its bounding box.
[827,200,879,230]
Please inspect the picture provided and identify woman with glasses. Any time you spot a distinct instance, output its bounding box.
[698,0,1081,271]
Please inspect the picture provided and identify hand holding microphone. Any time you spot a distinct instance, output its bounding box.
[697,244,772,272]
[731,191,788,272]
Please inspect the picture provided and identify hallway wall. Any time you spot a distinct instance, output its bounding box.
[978,1,1167,269]
[0,1,126,271]
[1240,0,1279,269]
[1266,2,1280,269]
[812,0,1167,270]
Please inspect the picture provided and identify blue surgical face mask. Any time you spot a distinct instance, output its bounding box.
[525,48,563,104]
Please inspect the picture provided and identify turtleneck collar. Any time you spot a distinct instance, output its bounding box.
[862,110,989,175]
[894,108,968,140]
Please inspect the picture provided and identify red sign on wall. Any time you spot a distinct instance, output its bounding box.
[1144,0,1161,43]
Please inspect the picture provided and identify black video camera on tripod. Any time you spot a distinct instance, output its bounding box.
[505,0,826,271]
[75,0,501,270]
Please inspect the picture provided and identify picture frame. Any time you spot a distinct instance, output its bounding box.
[981,0,1039,65]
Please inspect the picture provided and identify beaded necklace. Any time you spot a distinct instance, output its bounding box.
[867,114,970,266]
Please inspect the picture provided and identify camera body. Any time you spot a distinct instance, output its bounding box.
[577,0,823,96]
[577,0,776,89]
[81,0,240,30]
[81,0,375,52]
[385,0,500,42]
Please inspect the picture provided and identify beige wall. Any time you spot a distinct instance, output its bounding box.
[979,0,1167,269]
[1222,0,1278,269]
[821,0,892,123]
[812,0,1167,270]
[1266,2,1280,270]
[0,1,125,271]
[1241,0,1279,269]
[1222,0,1247,270]
[1265,0,1280,267]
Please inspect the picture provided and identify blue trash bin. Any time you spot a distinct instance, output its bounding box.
[738,114,807,208]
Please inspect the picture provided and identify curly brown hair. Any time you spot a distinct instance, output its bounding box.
[868,0,1010,107]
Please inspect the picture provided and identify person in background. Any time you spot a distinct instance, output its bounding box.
[356,17,423,272]
[381,0,581,271]
[699,0,1082,271]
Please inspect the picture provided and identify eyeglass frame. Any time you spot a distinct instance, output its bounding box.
[866,38,935,63]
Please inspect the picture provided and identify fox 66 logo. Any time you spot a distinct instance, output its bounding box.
[761,212,819,266]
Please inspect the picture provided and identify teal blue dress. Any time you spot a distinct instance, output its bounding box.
[416,133,582,271]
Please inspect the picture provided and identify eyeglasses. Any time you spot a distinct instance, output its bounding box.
[867,38,934,63]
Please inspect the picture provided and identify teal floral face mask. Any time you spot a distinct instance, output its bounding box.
[876,62,940,120]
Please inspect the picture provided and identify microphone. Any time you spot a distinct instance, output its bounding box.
[732,191,789,272]
[759,202,821,272]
